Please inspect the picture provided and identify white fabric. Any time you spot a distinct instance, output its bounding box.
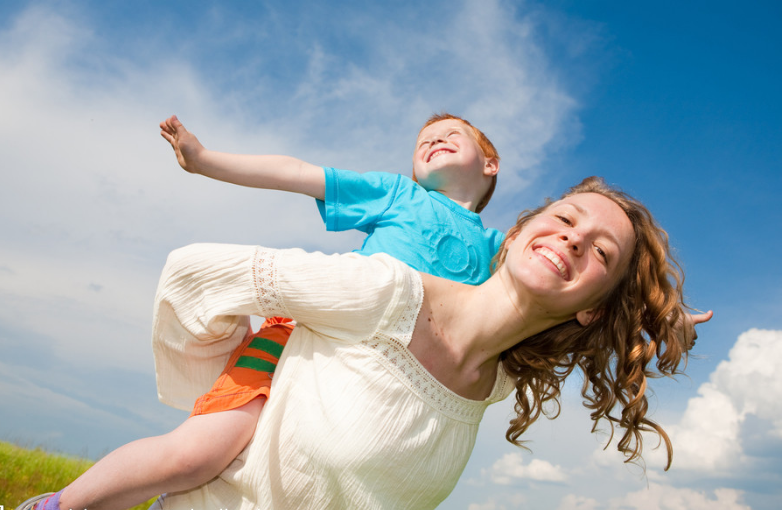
[152,243,514,510]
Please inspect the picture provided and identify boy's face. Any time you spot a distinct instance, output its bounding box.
[413,119,495,190]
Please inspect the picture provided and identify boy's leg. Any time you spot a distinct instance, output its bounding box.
[53,318,293,510]
[56,398,264,510]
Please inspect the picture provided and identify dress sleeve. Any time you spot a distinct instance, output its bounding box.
[316,168,402,233]
[151,243,417,410]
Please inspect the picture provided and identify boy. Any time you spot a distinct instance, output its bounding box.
[23,112,502,510]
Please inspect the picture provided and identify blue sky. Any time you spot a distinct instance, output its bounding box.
[1,1,780,509]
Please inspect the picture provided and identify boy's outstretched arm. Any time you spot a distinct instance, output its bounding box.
[160,115,325,200]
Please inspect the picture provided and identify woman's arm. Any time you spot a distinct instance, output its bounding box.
[152,244,414,410]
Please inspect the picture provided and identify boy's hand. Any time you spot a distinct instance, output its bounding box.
[677,309,713,349]
[160,115,205,174]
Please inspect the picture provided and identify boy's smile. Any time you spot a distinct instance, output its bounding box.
[415,120,480,169]
[413,119,495,196]
[427,147,455,162]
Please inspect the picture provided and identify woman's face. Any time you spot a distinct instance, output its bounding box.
[503,192,635,325]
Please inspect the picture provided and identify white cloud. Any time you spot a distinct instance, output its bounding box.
[489,452,567,484]
[605,483,751,510]
[468,500,502,510]
[467,493,526,510]
[0,4,360,374]
[556,494,600,510]
[649,329,782,472]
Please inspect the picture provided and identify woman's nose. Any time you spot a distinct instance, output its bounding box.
[560,232,584,254]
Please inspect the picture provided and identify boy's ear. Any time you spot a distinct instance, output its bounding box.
[483,157,499,177]
[576,308,599,326]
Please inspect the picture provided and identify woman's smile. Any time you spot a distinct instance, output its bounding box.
[533,245,570,280]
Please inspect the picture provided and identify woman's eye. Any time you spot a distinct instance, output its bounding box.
[595,246,607,261]
[557,215,572,225]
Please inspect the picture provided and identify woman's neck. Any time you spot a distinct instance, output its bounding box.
[409,272,565,400]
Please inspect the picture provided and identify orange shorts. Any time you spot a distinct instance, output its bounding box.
[190,316,294,417]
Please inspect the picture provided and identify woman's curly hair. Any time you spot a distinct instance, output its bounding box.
[493,176,691,470]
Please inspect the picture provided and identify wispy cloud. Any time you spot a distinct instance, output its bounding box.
[0,0,590,375]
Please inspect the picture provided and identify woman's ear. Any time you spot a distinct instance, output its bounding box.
[576,309,598,326]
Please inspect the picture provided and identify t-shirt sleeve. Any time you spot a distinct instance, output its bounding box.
[152,243,416,409]
[316,167,402,233]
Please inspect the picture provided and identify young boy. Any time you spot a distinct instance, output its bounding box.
[22,113,502,510]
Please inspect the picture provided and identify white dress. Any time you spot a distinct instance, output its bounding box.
[151,243,514,510]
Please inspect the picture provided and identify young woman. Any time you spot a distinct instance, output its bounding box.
[29,177,711,510]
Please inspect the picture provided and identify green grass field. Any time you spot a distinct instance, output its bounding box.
[0,441,155,510]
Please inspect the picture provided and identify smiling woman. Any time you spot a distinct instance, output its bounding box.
[500,192,635,324]
[495,177,697,468]
[13,175,709,510]
[127,176,706,510]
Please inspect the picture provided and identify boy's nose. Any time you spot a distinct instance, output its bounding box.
[427,135,446,146]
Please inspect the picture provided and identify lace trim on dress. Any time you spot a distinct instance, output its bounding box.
[361,269,505,424]
[251,247,290,318]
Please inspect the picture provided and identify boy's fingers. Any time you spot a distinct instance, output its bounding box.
[159,115,178,130]
[686,310,713,344]
[172,117,187,135]
[692,310,714,325]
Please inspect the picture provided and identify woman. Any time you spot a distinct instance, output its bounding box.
[132,177,708,509]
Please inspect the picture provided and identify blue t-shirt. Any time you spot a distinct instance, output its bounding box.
[316,167,504,285]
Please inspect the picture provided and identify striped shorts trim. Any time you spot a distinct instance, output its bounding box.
[190,316,294,417]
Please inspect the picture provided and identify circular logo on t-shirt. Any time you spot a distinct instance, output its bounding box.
[433,233,478,281]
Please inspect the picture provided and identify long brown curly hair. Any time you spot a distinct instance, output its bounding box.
[493,176,691,470]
